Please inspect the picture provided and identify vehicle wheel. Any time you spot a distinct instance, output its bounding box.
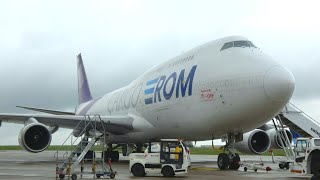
[244,167,247,172]
[131,163,145,177]
[162,166,175,177]
[312,162,320,176]
[59,174,65,179]
[284,162,290,169]
[254,169,257,172]
[229,153,240,170]
[218,153,230,170]
[71,174,77,180]
[279,163,285,169]
[110,172,115,179]
[96,175,101,178]
[311,175,320,180]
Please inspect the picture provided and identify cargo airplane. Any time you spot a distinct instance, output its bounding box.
[0,36,295,170]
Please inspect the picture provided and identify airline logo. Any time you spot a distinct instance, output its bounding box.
[144,65,197,105]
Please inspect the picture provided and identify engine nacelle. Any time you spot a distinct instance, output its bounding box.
[235,129,271,155]
[18,123,52,153]
[72,129,85,137]
[266,129,293,149]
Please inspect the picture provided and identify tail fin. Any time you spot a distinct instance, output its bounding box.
[77,53,93,104]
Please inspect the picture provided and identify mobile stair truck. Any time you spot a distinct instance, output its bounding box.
[129,139,190,177]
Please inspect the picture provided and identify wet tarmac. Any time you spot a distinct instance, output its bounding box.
[0,150,312,180]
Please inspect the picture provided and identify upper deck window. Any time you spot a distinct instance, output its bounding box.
[220,40,258,51]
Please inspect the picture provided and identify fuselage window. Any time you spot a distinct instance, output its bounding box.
[220,42,234,51]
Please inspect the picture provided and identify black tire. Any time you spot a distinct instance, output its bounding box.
[279,163,285,169]
[218,153,230,170]
[110,172,115,179]
[103,151,120,162]
[71,174,77,180]
[162,166,175,177]
[312,162,320,176]
[254,169,257,172]
[96,175,101,178]
[111,151,120,162]
[284,162,290,169]
[84,150,95,160]
[244,167,247,172]
[58,174,65,179]
[311,175,320,180]
[229,153,240,170]
[131,163,145,177]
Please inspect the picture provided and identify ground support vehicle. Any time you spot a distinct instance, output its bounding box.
[289,138,320,179]
[129,139,190,177]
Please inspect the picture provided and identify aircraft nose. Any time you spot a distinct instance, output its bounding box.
[263,66,295,102]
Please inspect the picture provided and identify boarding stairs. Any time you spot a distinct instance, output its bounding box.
[54,115,116,180]
[271,102,320,169]
[279,102,320,138]
[272,117,295,166]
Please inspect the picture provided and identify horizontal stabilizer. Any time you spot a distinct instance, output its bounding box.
[16,106,75,115]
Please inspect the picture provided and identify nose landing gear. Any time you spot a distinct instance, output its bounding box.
[217,133,241,170]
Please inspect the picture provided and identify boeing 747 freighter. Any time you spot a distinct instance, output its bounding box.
[0,36,295,171]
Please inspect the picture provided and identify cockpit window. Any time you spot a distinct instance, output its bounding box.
[248,41,257,48]
[234,41,250,47]
[220,40,258,51]
[220,42,233,51]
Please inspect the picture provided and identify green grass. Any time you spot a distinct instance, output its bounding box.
[0,145,285,156]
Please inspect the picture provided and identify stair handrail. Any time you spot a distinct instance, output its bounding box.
[54,115,96,159]
[54,116,86,159]
[287,102,320,126]
[60,115,99,159]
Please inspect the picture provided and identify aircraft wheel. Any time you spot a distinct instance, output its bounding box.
[229,153,240,170]
[162,166,175,177]
[218,153,230,170]
[131,163,145,177]
[111,151,119,162]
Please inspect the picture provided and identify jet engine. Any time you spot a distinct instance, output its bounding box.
[18,122,52,153]
[265,128,293,149]
[234,129,271,155]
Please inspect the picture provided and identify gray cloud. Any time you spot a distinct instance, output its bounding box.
[0,0,320,145]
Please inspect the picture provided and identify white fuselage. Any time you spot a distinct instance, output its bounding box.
[76,36,295,143]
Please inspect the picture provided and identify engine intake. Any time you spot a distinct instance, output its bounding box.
[266,129,293,149]
[18,123,52,153]
[235,129,271,155]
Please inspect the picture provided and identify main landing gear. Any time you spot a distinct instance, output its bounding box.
[217,133,241,170]
[103,144,120,162]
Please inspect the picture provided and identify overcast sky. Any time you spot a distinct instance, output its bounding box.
[0,0,319,146]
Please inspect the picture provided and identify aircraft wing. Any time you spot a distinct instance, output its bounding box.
[16,106,75,115]
[0,113,135,135]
